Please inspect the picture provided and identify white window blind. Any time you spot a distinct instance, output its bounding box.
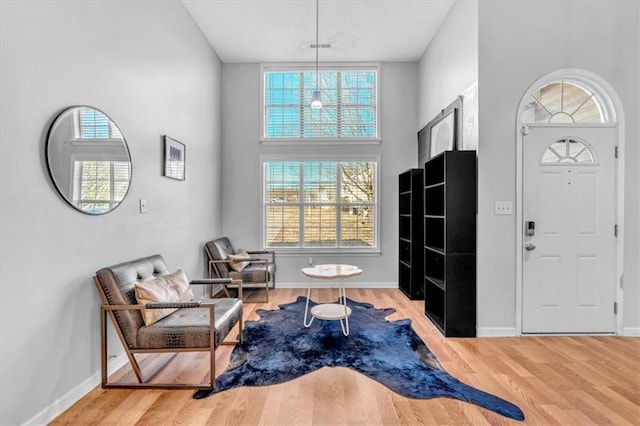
[263,159,377,250]
[264,68,378,140]
[74,108,122,139]
[73,160,130,214]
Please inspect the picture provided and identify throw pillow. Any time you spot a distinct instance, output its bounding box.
[228,249,251,272]
[134,269,194,326]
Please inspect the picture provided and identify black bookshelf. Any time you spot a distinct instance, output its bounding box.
[398,168,424,300]
[424,151,476,337]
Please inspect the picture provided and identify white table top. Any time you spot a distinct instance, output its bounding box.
[301,264,362,280]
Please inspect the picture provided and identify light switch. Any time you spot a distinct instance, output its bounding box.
[494,201,513,215]
[139,199,147,213]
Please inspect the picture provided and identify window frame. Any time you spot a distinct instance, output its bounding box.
[540,137,598,166]
[261,154,381,254]
[260,63,381,145]
[522,79,610,124]
[72,159,131,213]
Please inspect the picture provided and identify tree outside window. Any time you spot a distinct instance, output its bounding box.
[264,68,378,140]
[264,160,377,250]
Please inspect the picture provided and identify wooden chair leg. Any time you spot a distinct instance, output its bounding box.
[99,305,221,390]
[209,304,215,389]
[264,266,269,303]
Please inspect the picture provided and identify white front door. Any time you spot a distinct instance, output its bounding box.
[522,125,617,333]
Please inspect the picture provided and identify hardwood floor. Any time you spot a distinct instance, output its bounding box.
[52,288,640,425]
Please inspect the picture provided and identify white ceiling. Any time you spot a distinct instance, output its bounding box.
[182,0,454,63]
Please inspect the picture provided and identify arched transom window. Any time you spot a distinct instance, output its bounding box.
[541,138,597,165]
[523,80,607,124]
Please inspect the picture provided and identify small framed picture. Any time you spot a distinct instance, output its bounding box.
[162,135,185,181]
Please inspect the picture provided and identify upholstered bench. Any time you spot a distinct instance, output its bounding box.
[94,254,243,390]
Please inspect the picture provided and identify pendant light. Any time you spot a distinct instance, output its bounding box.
[310,0,323,109]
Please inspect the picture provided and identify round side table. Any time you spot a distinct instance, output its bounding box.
[301,264,362,336]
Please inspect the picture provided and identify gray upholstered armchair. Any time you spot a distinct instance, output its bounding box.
[205,237,276,302]
[93,254,243,390]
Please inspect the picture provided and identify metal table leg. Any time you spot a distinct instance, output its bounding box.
[338,278,349,336]
[303,279,314,328]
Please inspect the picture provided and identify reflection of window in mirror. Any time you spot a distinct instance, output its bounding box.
[72,160,131,214]
[74,108,123,139]
[47,105,132,214]
[70,108,129,213]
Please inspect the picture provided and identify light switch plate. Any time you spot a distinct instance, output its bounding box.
[139,199,147,213]
[494,201,513,215]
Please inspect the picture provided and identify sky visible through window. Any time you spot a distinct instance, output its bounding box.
[264,160,376,249]
[266,161,336,190]
[264,69,377,139]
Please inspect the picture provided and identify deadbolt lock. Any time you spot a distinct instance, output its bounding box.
[525,221,535,237]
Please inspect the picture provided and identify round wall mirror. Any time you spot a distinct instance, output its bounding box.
[46,106,132,214]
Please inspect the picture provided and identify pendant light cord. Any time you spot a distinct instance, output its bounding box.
[315,0,319,90]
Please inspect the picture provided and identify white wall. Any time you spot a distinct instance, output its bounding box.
[477,0,639,332]
[418,0,478,129]
[636,0,640,335]
[418,0,639,334]
[220,62,418,285]
[0,1,223,424]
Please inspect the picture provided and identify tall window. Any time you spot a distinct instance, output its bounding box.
[263,67,378,140]
[263,159,377,250]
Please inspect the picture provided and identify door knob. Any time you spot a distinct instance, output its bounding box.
[524,243,536,251]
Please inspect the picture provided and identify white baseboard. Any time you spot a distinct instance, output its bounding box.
[24,354,128,426]
[276,281,397,289]
[478,327,640,337]
[476,327,518,337]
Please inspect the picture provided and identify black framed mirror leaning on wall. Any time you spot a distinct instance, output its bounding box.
[46,105,132,215]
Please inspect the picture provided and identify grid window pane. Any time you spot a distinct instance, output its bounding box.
[73,160,130,214]
[264,69,377,140]
[264,160,377,249]
[77,108,122,139]
[523,80,606,124]
[341,162,375,203]
[541,139,596,165]
[304,161,337,203]
[266,205,300,247]
[341,206,375,247]
[265,162,300,202]
[304,206,337,247]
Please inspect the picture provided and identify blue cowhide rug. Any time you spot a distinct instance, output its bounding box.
[193,296,524,421]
